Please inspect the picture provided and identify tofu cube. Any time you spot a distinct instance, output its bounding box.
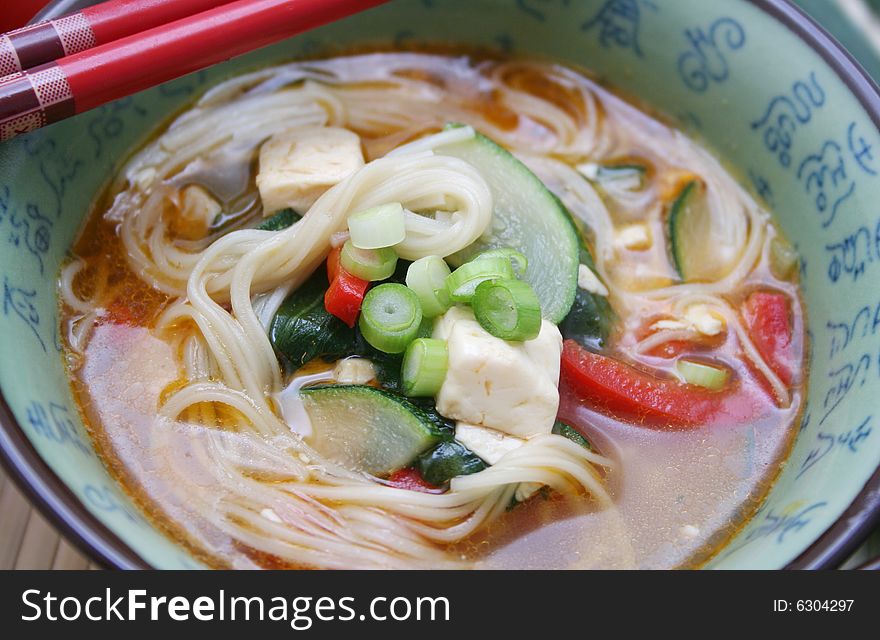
[433,307,562,439]
[256,126,364,215]
[453,422,541,499]
[454,422,524,464]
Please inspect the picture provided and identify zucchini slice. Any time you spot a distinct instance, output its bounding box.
[438,128,579,323]
[668,180,742,282]
[300,385,441,476]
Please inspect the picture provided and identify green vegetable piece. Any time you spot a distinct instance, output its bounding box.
[359,283,423,354]
[405,256,452,318]
[401,338,448,397]
[560,237,615,351]
[340,240,398,281]
[440,126,579,323]
[668,180,739,282]
[348,202,406,249]
[258,208,301,231]
[418,440,487,485]
[445,256,514,303]
[472,278,542,341]
[675,358,729,391]
[300,385,441,476]
[552,420,593,450]
[270,271,357,369]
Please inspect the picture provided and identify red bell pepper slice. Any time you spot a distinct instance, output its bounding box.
[324,247,368,328]
[560,340,726,428]
[742,291,794,386]
[326,246,342,283]
[386,467,440,493]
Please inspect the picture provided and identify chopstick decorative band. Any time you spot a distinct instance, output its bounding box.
[0,64,74,141]
[0,0,236,76]
[0,16,95,77]
[0,0,390,143]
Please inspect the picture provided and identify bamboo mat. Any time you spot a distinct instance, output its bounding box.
[0,463,100,570]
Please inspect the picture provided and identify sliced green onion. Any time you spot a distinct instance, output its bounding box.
[416,316,435,339]
[401,338,448,397]
[675,358,729,391]
[340,240,398,281]
[348,202,405,249]
[472,278,541,341]
[359,284,423,354]
[770,236,799,281]
[445,256,514,303]
[406,256,452,317]
[474,248,528,278]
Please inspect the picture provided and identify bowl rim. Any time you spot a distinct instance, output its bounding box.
[0,0,878,571]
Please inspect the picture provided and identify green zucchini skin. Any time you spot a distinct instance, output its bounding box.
[557,201,616,352]
[362,352,486,486]
[552,419,593,450]
[417,441,487,485]
[668,180,734,282]
[257,208,301,231]
[560,244,615,352]
[668,180,696,279]
[440,127,579,323]
[300,384,442,476]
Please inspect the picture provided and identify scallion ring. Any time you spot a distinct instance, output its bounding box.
[406,256,452,317]
[340,240,398,281]
[401,338,448,397]
[445,256,514,303]
[474,248,528,278]
[348,202,406,249]
[675,359,729,390]
[359,283,423,354]
[472,278,541,341]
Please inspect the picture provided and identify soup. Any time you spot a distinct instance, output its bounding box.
[59,51,805,569]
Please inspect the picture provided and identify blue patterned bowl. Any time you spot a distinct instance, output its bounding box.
[1,0,878,569]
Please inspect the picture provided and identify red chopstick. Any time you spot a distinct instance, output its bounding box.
[1,0,239,76]
[0,0,389,142]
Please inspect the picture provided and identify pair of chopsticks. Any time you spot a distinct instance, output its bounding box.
[0,0,389,142]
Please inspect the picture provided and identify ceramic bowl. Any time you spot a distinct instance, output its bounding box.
[1,0,878,569]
